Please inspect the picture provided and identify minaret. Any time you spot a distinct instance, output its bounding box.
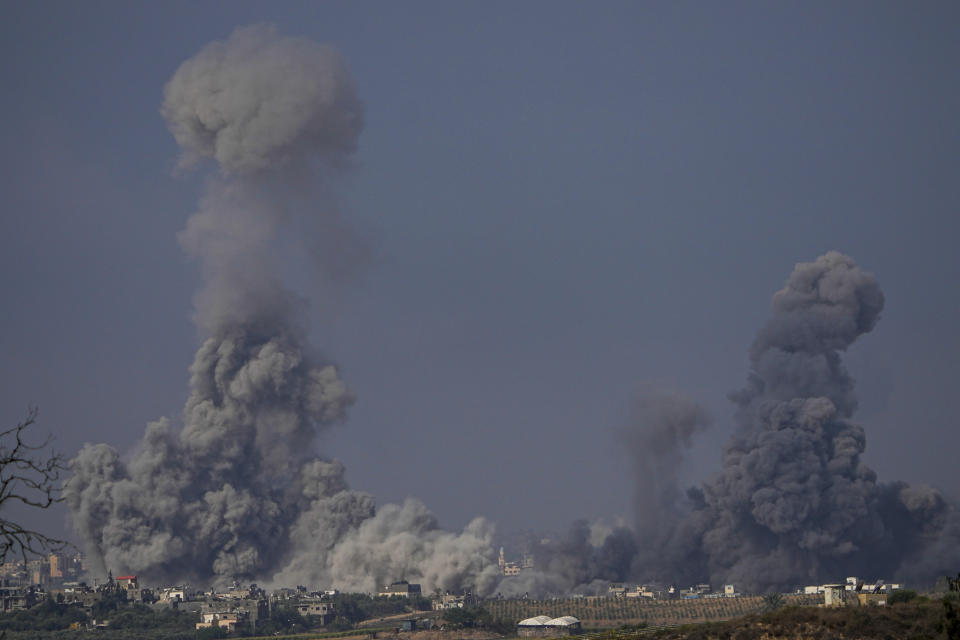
[498,546,506,574]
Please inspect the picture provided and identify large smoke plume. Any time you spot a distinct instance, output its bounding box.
[65,25,498,592]
[501,252,960,597]
[620,388,711,542]
[637,251,960,591]
[491,522,638,598]
[63,27,958,597]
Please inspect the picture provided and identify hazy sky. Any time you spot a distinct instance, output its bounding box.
[2,1,959,547]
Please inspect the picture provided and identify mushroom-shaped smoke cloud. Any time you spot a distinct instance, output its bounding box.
[640,252,960,591]
[66,25,497,591]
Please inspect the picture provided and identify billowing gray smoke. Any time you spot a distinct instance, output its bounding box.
[492,522,638,598]
[642,251,960,591]
[619,388,711,542]
[276,464,500,593]
[65,24,498,591]
[494,390,710,598]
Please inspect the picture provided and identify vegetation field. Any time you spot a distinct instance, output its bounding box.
[241,627,392,640]
[481,594,823,628]
[606,597,955,640]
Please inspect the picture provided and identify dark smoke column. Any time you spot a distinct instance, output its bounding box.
[620,388,710,550]
[65,25,362,585]
[657,251,958,592]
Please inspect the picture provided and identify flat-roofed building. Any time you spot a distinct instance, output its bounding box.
[432,592,478,610]
[295,601,335,624]
[116,575,138,590]
[197,611,246,633]
[378,581,422,598]
[824,584,846,607]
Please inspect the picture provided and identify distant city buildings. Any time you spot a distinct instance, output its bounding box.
[49,553,64,579]
[802,576,902,599]
[0,585,40,612]
[199,589,268,633]
[498,547,534,576]
[0,552,85,589]
[269,585,338,625]
[605,582,738,600]
[805,576,903,607]
[0,542,918,634]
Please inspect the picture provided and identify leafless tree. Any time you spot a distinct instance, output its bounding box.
[0,408,67,563]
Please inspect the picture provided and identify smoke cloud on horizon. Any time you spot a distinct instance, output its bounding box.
[493,252,960,596]
[619,388,711,545]
[632,251,960,592]
[63,26,959,598]
[65,25,500,592]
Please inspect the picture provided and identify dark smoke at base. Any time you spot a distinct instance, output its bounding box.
[619,388,711,545]
[633,252,960,592]
[507,252,960,596]
[491,522,639,598]
[65,25,499,592]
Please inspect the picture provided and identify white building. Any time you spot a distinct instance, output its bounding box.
[432,593,478,610]
[823,584,846,606]
[517,616,582,637]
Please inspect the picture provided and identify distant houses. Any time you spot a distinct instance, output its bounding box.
[499,547,535,576]
[432,591,479,610]
[804,576,903,607]
[378,580,422,598]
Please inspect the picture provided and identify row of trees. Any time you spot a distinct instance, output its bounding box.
[0,595,424,638]
[0,599,196,636]
[328,592,432,626]
[480,594,807,627]
[441,606,513,634]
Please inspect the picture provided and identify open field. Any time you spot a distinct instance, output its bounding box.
[618,599,949,639]
[481,595,823,628]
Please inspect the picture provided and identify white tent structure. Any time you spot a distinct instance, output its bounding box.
[518,616,554,626]
[517,615,582,637]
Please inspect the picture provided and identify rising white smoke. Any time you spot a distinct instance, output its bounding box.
[162,24,362,176]
[65,24,497,592]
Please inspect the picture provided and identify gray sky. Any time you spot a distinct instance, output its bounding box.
[2,1,959,547]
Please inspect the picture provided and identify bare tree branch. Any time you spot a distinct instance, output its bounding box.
[0,408,68,564]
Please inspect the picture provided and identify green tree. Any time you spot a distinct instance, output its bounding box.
[91,590,125,618]
[196,625,230,640]
[887,589,917,605]
[939,573,960,640]
[0,597,88,632]
[442,607,478,629]
[255,605,311,635]
[762,593,784,611]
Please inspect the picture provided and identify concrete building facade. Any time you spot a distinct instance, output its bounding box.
[378,581,422,598]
